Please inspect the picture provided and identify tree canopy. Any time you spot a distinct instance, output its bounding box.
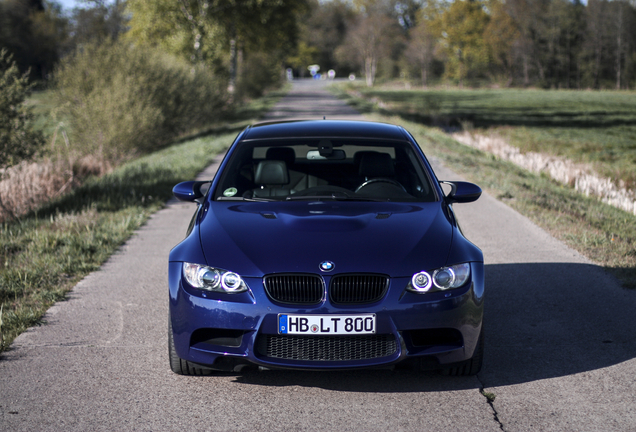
[126,0,308,91]
[1,0,636,89]
[0,49,44,167]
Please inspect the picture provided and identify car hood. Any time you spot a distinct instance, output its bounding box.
[198,201,453,277]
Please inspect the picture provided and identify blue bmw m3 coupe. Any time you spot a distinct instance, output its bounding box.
[169,120,484,375]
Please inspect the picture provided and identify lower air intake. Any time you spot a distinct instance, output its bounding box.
[258,334,397,361]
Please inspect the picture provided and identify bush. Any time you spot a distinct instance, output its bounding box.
[54,42,229,163]
[0,49,45,168]
[236,51,285,99]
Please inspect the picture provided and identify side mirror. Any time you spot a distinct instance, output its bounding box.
[440,181,481,204]
[173,181,210,203]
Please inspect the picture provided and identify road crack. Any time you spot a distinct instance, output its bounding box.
[477,376,505,431]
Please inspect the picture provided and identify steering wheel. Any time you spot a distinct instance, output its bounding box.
[355,178,406,193]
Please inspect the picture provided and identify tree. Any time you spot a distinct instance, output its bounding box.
[504,0,534,85]
[403,1,447,87]
[339,12,403,86]
[352,0,396,15]
[438,0,490,86]
[126,0,208,63]
[298,0,356,75]
[584,0,612,89]
[538,0,583,88]
[0,0,68,80]
[503,0,587,89]
[177,0,210,64]
[405,19,437,86]
[394,0,422,30]
[0,49,44,168]
[70,0,129,46]
[287,41,319,78]
[127,0,308,93]
[54,42,228,163]
[483,0,520,86]
[608,0,635,89]
[556,0,585,89]
[211,0,309,92]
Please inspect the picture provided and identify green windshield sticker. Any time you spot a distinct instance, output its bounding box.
[223,187,238,197]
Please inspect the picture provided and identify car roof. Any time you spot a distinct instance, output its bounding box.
[240,120,409,141]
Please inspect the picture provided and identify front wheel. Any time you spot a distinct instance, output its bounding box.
[441,326,484,376]
[168,318,214,376]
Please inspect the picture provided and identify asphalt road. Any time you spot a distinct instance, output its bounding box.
[1,80,635,432]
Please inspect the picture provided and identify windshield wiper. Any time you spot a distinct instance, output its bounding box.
[242,197,278,202]
[216,196,278,202]
[286,192,350,201]
[286,194,389,202]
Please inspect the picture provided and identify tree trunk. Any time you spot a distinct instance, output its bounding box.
[536,58,545,83]
[421,65,428,88]
[365,56,376,87]
[193,32,202,64]
[624,40,629,90]
[616,7,623,90]
[566,28,571,89]
[594,41,601,89]
[178,0,208,65]
[229,27,237,94]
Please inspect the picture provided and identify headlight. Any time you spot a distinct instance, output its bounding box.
[183,262,247,293]
[408,263,471,293]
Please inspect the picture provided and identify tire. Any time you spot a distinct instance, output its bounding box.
[168,318,214,376]
[441,326,484,376]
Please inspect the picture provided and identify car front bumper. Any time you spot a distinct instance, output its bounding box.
[168,262,484,371]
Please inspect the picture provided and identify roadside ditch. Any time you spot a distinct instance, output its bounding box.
[453,132,636,216]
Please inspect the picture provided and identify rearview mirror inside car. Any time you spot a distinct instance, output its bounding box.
[307,149,346,160]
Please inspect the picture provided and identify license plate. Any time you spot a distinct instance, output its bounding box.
[278,314,376,335]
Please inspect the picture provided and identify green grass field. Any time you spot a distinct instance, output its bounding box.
[349,86,636,189]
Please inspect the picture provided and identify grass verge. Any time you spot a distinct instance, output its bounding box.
[332,86,636,289]
[0,133,230,351]
[0,89,286,352]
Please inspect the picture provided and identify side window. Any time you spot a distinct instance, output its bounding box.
[405,149,433,200]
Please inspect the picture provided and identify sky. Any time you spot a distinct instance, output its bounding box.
[56,0,79,10]
[54,0,94,12]
[53,0,590,14]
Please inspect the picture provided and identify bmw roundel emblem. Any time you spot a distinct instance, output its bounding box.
[319,261,335,272]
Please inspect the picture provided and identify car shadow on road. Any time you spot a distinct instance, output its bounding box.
[233,369,480,393]
[234,262,635,393]
[480,262,636,388]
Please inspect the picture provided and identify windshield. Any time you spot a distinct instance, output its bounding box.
[213,138,437,202]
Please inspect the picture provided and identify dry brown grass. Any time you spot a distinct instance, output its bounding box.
[0,155,108,222]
